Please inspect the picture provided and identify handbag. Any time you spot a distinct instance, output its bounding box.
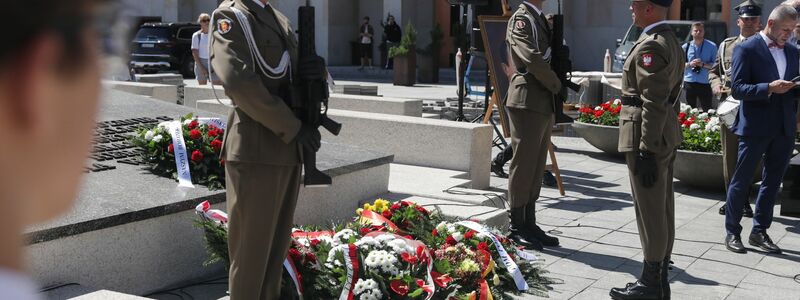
[717,95,740,128]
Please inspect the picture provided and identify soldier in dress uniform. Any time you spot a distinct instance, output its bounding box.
[709,0,761,217]
[210,0,324,298]
[610,1,684,299]
[504,0,562,251]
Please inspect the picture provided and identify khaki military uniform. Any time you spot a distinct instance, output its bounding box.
[618,23,684,262]
[505,4,561,210]
[210,0,301,298]
[710,36,745,191]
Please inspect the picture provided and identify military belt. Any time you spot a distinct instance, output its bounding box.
[621,96,643,107]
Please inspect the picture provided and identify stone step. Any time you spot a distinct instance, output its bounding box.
[388,164,506,209]
[421,113,441,119]
[376,193,508,229]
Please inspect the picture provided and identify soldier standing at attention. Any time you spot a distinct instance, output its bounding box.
[210,0,324,298]
[709,0,760,217]
[610,1,683,299]
[505,0,562,251]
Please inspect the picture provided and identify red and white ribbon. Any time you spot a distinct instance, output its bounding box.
[457,221,529,291]
[194,200,228,225]
[283,258,304,299]
[338,244,360,300]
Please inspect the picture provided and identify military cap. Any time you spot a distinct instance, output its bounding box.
[735,0,761,17]
[648,0,673,7]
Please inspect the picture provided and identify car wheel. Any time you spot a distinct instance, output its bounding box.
[181,56,196,79]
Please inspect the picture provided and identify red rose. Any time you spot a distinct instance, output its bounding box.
[288,248,301,262]
[464,230,476,240]
[360,227,371,235]
[310,239,320,248]
[390,280,409,296]
[415,206,429,215]
[211,139,223,152]
[594,110,605,118]
[445,236,456,245]
[305,252,316,263]
[431,228,438,236]
[678,112,687,121]
[189,129,202,140]
[391,202,402,211]
[191,150,204,162]
[187,120,199,130]
[477,242,489,250]
[382,209,393,219]
[167,144,174,154]
[208,129,219,138]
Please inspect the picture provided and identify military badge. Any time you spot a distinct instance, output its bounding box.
[515,20,526,29]
[217,18,233,34]
[642,54,653,67]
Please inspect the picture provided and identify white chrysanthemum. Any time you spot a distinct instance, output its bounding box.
[356,236,379,250]
[333,229,356,246]
[704,137,712,143]
[144,130,155,141]
[326,247,343,263]
[613,98,622,105]
[452,231,464,242]
[436,221,448,232]
[680,103,692,113]
[595,106,602,111]
[698,112,709,119]
[387,239,408,253]
[317,236,334,245]
[707,109,716,115]
[152,135,163,143]
[446,225,457,234]
[690,108,699,114]
[296,238,310,248]
[375,234,396,244]
[690,123,700,130]
[712,125,721,131]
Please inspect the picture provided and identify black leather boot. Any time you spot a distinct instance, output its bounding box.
[508,207,543,251]
[525,204,559,247]
[609,260,664,300]
[662,257,671,299]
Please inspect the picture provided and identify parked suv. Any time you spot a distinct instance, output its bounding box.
[612,21,728,72]
[129,22,200,77]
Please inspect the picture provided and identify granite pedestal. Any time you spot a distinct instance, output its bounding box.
[27,90,393,295]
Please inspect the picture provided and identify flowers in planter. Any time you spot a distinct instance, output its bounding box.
[196,198,560,299]
[576,99,622,126]
[677,104,721,153]
[130,114,225,190]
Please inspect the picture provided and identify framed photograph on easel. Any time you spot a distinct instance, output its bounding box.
[478,15,512,137]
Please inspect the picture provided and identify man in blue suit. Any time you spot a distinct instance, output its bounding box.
[726,4,799,254]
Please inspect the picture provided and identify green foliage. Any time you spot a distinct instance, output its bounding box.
[389,22,417,58]
[194,219,229,268]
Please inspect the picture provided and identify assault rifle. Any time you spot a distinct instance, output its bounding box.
[296,1,341,187]
[550,0,580,124]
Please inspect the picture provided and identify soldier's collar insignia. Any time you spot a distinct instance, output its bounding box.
[217,18,233,34]
[642,54,653,67]
[515,20,526,29]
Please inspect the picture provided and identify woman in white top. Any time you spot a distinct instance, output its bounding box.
[191,13,221,85]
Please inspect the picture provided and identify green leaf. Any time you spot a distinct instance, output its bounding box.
[408,288,424,298]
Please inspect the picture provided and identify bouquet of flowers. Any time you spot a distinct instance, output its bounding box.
[576,99,622,126]
[196,198,559,299]
[130,114,226,190]
[677,104,722,153]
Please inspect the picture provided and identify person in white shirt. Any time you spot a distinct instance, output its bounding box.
[191,13,220,85]
[0,0,111,299]
[358,16,374,70]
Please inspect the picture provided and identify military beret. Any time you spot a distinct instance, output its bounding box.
[648,0,673,7]
[735,0,761,17]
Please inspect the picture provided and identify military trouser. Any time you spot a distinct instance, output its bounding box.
[625,149,676,262]
[507,108,553,208]
[226,161,302,300]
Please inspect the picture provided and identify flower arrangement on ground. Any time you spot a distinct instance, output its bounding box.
[677,103,722,153]
[130,114,226,190]
[576,99,622,126]
[195,199,560,299]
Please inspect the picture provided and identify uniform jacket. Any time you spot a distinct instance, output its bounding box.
[505,4,561,114]
[709,36,746,97]
[730,34,799,138]
[211,0,301,166]
[618,23,684,154]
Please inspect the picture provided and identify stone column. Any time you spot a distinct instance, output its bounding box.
[669,0,681,20]
[721,0,731,28]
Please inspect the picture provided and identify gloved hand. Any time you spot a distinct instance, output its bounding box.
[294,124,321,152]
[634,151,658,188]
[298,55,326,81]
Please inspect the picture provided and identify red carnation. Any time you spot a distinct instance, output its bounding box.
[391,202,402,211]
[288,248,301,262]
[382,209,393,219]
[305,252,317,263]
[191,150,204,162]
[167,144,174,154]
[211,139,223,152]
[310,239,320,248]
[477,242,489,250]
[431,228,438,236]
[445,236,457,245]
[390,280,409,296]
[464,230,476,240]
[416,205,429,215]
[187,120,199,130]
[208,129,219,138]
[594,110,605,118]
[189,129,202,140]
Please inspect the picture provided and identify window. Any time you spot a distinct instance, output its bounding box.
[177,27,200,40]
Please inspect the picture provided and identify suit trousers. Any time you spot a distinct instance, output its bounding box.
[508,108,552,208]
[625,149,676,262]
[725,134,795,235]
[226,161,302,300]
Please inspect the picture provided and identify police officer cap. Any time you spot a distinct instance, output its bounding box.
[648,0,673,7]
[735,0,761,17]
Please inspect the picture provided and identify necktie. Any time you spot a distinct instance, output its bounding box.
[769,42,784,49]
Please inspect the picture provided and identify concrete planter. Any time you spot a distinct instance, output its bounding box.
[674,150,763,191]
[572,121,622,156]
[393,49,416,86]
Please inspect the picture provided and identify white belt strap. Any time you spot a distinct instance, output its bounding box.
[229,6,291,80]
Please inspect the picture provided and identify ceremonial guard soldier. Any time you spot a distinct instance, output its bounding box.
[709,0,761,217]
[210,0,323,298]
[504,0,562,251]
[611,0,684,299]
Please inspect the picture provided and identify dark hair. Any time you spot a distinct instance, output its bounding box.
[691,22,704,28]
[364,16,370,21]
[0,0,104,68]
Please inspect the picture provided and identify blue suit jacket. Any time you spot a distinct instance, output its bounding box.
[730,34,799,137]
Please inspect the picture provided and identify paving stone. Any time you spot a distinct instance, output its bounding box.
[725,282,800,300]
[739,269,800,289]
[676,258,752,286]
[567,287,611,300]
[547,244,640,280]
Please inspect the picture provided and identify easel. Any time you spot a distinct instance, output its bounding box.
[479,0,565,196]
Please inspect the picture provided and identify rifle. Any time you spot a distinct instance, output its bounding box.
[550,0,580,124]
[296,1,342,187]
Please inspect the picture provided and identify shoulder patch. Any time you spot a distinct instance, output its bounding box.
[642,54,653,67]
[217,18,233,34]
[515,20,526,29]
